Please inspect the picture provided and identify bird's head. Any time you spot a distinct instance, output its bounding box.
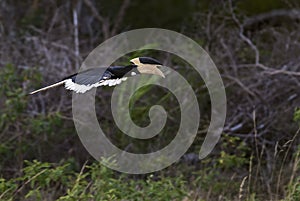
[130,57,165,78]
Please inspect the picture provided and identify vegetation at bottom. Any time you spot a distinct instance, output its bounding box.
[0,144,299,201]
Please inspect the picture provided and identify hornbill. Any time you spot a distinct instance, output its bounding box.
[29,57,165,94]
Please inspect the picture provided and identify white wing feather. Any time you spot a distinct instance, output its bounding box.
[64,77,128,93]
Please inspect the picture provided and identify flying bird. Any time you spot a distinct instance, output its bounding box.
[29,57,165,94]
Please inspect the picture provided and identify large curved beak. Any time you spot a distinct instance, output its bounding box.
[151,66,165,78]
[137,65,165,78]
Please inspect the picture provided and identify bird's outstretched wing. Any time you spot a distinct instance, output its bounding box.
[64,68,128,93]
[29,67,129,94]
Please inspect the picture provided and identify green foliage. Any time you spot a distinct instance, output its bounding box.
[0,178,17,201]
[0,160,190,201]
[0,64,40,126]
[288,176,300,201]
[20,8,44,30]
[217,134,249,170]
[22,160,71,188]
[186,135,250,199]
[29,112,63,135]
[237,0,287,15]
[285,146,300,201]
[292,183,300,201]
[293,108,300,124]
[0,64,72,176]
[0,64,30,126]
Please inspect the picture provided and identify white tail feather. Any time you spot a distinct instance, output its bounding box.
[29,80,66,95]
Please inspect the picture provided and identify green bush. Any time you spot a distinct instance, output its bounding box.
[0,160,190,201]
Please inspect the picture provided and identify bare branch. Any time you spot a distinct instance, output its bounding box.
[111,0,131,36]
[83,0,105,23]
[229,0,260,65]
[83,0,110,38]
[243,9,300,28]
[73,2,80,69]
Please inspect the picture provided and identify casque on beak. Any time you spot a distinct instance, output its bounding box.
[130,57,165,78]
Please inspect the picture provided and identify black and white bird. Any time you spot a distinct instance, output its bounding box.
[29,57,165,94]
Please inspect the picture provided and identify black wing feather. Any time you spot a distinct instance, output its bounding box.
[63,68,111,85]
[63,65,135,85]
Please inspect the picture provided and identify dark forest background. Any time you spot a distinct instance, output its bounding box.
[0,0,300,200]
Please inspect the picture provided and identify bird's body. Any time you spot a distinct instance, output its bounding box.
[63,65,136,93]
[29,57,164,94]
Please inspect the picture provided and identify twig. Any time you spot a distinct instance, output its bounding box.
[111,0,131,36]
[239,176,248,201]
[83,0,110,38]
[222,74,256,97]
[276,127,300,197]
[252,109,262,191]
[229,0,260,65]
[243,9,300,28]
[83,0,105,23]
[73,2,80,69]
[13,169,47,197]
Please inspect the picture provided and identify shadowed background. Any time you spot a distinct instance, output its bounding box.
[0,0,300,200]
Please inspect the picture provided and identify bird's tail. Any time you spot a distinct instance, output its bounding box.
[29,80,66,95]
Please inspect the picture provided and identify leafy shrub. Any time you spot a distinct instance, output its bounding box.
[0,160,190,201]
